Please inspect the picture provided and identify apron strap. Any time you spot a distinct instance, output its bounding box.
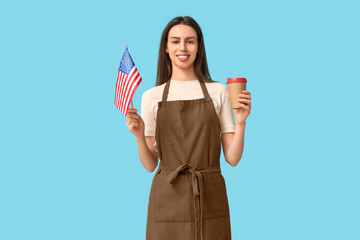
[162,80,171,102]
[199,80,211,101]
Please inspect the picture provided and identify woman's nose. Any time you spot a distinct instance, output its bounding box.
[179,41,187,51]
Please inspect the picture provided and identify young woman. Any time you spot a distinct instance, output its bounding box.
[126,16,251,240]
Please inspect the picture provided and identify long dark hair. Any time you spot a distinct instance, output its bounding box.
[155,16,216,86]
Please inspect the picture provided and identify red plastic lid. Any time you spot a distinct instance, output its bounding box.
[227,78,247,84]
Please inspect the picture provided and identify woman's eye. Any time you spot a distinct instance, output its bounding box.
[172,41,194,44]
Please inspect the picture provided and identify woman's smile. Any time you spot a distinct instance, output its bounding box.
[177,54,190,61]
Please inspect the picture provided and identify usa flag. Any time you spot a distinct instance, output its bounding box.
[114,46,142,115]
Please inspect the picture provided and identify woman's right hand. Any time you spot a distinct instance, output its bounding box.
[126,108,145,139]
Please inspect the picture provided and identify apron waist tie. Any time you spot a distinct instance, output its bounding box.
[163,163,221,240]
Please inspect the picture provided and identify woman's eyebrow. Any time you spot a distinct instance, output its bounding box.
[170,36,196,39]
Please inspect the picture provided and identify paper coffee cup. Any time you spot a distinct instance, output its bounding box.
[226,78,247,109]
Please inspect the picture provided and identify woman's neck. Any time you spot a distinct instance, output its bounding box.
[170,66,197,81]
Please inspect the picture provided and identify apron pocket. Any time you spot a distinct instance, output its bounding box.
[202,173,229,220]
[154,173,194,222]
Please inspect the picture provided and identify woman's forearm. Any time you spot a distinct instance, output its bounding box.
[135,135,158,172]
[226,122,246,167]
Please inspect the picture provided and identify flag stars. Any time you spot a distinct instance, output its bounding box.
[119,49,135,74]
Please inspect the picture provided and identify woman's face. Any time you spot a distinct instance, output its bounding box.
[166,24,198,71]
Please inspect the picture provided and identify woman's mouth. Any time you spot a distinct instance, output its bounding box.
[177,55,189,61]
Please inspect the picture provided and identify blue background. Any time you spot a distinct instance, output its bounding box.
[1,0,359,239]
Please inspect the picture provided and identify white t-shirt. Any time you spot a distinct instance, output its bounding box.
[141,79,236,152]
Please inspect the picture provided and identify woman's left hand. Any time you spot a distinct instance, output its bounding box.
[227,90,251,124]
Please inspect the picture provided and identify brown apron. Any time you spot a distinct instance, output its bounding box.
[146,79,231,240]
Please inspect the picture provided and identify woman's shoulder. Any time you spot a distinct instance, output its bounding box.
[205,80,228,94]
[142,82,166,101]
[204,80,229,108]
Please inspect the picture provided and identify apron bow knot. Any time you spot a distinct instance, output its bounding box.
[163,163,221,240]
